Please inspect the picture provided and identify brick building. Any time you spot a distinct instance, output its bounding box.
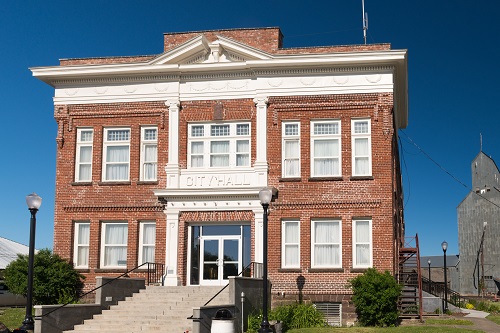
[31,27,408,319]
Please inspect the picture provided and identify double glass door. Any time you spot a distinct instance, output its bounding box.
[201,236,240,285]
[189,225,250,286]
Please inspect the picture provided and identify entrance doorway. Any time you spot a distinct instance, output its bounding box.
[189,224,251,286]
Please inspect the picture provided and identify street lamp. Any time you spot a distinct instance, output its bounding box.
[441,241,448,313]
[427,259,431,292]
[258,187,273,333]
[20,193,42,332]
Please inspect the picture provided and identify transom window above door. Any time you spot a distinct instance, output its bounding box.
[188,122,251,169]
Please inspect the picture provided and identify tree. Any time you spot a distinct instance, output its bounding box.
[349,268,401,327]
[4,249,85,305]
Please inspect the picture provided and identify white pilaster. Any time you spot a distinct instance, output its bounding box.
[253,206,265,264]
[165,99,181,188]
[164,210,180,286]
[253,97,269,186]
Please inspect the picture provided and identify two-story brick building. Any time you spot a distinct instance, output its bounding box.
[31,27,408,318]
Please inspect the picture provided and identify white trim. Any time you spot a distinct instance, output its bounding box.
[310,120,341,177]
[281,220,300,269]
[102,127,130,182]
[351,118,372,176]
[138,221,156,265]
[75,128,93,182]
[352,219,373,268]
[311,219,342,268]
[100,221,128,269]
[73,221,90,268]
[282,121,300,178]
[140,126,158,181]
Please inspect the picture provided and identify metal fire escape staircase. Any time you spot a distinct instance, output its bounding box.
[398,234,423,320]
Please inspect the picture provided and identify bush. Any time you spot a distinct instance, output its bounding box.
[247,303,325,332]
[349,268,402,327]
[4,249,85,305]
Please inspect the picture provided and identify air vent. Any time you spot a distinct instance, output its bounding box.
[314,302,341,327]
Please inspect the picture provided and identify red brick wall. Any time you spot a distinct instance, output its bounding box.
[52,93,402,299]
[53,101,169,291]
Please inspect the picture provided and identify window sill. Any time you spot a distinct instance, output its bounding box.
[71,182,92,186]
[74,268,90,273]
[350,176,374,181]
[97,181,131,186]
[279,177,302,182]
[278,268,302,273]
[308,268,344,273]
[137,181,159,185]
[308,177,344,182]
[95,268,128,273]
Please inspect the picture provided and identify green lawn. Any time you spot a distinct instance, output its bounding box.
[487,314,500,325]
[288,327,482,333]
[0,307,25,331]
[424,318,473,326]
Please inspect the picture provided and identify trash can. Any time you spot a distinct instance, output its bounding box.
[211,308,235,333]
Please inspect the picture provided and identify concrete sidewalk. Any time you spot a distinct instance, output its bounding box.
[461,308,489,318]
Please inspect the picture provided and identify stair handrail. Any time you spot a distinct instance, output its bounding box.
[421,275,465,307]
[203,261,260,307]
[37,262,164,318]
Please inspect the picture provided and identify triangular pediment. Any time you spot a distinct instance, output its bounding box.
[150,35,273,65]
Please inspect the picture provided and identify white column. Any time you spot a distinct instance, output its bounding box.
[253,206,265,264]
[164,210,180,286]
[253,97,269,186]
[165,99,180,188]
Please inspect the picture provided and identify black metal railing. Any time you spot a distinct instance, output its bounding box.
[204,261,261,307]
[39,262,165,318]
[422,276,465,307]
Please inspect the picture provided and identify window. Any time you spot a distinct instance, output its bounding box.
[353,219,372,268]
[73,222,90,268]
[312,220,341,268]
[188,123,250,168]
[101,222,128,268]
[282,122,300,177]
[311,120,341,177]
[351,119,371,176]
[282,220,299,268]
[103,128,130,181]
[139,222,156,264]
[140,127,157,181]
[75,128,93,182]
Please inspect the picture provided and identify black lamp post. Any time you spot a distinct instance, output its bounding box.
[427,259,431,292]
[441,241,448,313]
[258,188,273,333]
[20,193,42,332]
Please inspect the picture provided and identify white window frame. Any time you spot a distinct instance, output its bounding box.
[310,120,341,177]
[100,222,128,268]
[102,127,131,181]
[73,222,90,268]
[311,219,342,268]
[140,126,158,181]
[351,118,372,176]
[352,219,373,268]
[282,121,300,178]
[138,221,156,265]
[187,122,251,169]
[281,220,300,268]
[75,128,93,182]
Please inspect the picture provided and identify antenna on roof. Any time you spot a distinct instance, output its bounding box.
[362,0,369,44]
[480,133,483,152]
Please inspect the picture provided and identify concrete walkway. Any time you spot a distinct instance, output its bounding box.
[460,309,500,333]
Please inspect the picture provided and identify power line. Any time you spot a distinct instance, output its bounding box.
[399,130,500,211]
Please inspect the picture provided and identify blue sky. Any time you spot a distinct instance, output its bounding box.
[1,1,498,256]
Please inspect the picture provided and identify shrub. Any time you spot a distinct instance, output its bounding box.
[4,249,85,305]
[465,303,475,310]
[247,303,325,332]
[349,268,402,327]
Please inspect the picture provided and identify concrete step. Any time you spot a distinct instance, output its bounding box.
[64,285,230,333]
